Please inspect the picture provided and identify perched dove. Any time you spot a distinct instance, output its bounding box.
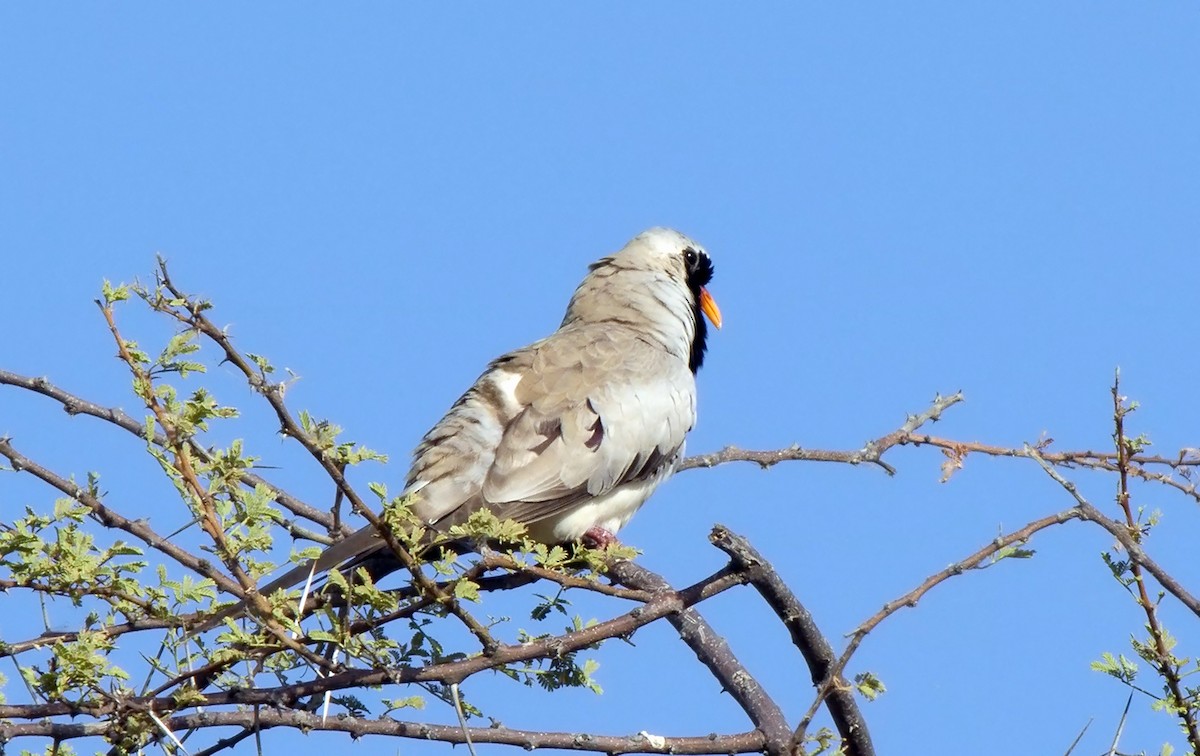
[220,227,720,617]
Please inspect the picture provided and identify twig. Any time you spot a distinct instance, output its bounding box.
[150,264,500,654]
[150,553,656,700]
[681,392,964,476]
[1027,449,1200,618]
[1110,375,1200,749]
[188,726,258,756]
[95,300,341,662]
[901,433,1200,502]
[794,506,1081,742]
[0,369,342,534]
[0,437,244,597]
[0,553,753,719]
[96,299,255,594]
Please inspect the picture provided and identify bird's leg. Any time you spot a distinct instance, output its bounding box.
[581,527,620,550]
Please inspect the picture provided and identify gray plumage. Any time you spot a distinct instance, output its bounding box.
[221,227,720,617]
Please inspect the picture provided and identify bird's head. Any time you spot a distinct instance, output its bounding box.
[567,227,722,372]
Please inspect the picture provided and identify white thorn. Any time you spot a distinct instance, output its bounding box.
[146,706,190,755]
[450,682,476,756]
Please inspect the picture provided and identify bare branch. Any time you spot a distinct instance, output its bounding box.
[1027,448,1200,619]
[795,506,1082,742]
[902,433,1200,502]
[708,526,874,756]
[609,559,794,756]
[0,711,768,754]
[681,391,964,476]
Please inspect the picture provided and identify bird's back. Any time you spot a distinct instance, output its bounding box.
[404,320,696,542]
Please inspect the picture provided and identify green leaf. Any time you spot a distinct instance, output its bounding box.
[101,279,130,304]
[454,578,481,602]
[991,544,1035,563]
[854,671,886,701]
[330,694,370,717]
[1091,651,1138,683]
[247,352,275,375]
[383,696,427,713]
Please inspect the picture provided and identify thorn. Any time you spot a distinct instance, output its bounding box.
[450,682,476,756]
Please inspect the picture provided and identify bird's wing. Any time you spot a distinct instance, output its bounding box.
[474,325,695,526]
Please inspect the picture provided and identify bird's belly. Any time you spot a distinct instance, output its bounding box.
[527,477,663,543]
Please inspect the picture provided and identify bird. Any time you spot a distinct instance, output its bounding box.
[211,227,721,625]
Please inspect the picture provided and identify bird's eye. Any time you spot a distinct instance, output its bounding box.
[683,248,698,268]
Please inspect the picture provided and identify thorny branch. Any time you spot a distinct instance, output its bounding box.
[1027,451,1200,751]
[4,262,1200,754]
[93,293,350,665]
[97,299,255,596]
[0,557,757,718]
[1027,450,1200,620]
[0,368,341,536]
[0,711,768,755]
[901,433,1200,503]
[0,436,244,598]
[679,391,964,476]
[708,526,873,756]
[1108,375,1200,747]
[792,506,1084,745]
[609,557,795,756]
[0,542,785,755]
[148,262,501,655]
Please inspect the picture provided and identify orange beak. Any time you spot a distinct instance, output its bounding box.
[699,287,722,330]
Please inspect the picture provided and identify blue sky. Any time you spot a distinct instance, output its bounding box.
[2,4,1199,754]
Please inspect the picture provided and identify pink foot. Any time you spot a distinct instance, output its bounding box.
[581,527,620,550]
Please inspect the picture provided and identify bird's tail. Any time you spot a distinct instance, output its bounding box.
[185,525,393,635]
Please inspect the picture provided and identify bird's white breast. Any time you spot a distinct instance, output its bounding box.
[524,457,679,543]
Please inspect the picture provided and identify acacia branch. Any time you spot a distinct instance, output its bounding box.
[0,442,335,675]
[1109,377,1200,749]
[609,559,794,756]
[147,264,501,654]
[1027,449,1200,620]
[10,259,1200,755]
[0,711,768,754]
[153,554,658,699]
[681,391,964,476]
[708,526,874,756]
[0,578,155,615]
[0,559,526,659]
[0,551,752,721]
[96,300,339,663]
[1,569,764,756]
[97,299,256,595]
[0,436,243,597]
[1,616,179,658]
[0,369,342,534]
[901,433,1200,502]
[794,506,1082,742]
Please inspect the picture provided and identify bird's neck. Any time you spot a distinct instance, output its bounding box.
[562,270,700,370]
